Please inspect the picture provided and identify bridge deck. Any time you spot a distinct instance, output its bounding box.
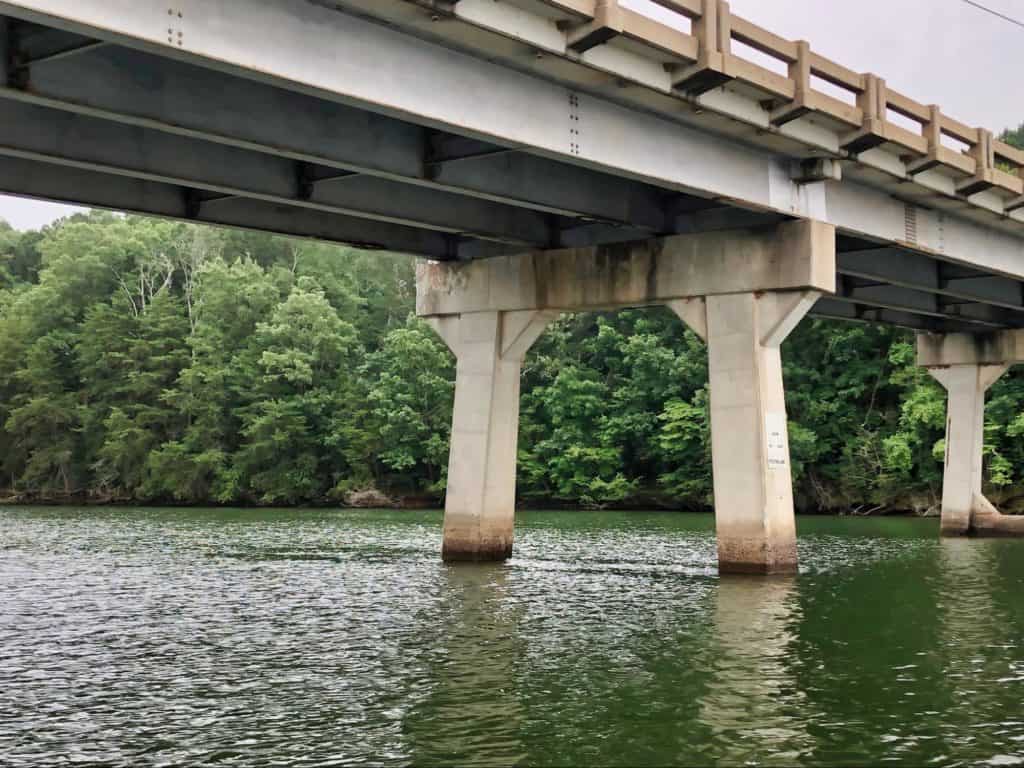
[0,0,1020,333]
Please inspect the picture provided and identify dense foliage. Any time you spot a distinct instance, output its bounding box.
[1,206,1023,512]
[1003,123,1024,150]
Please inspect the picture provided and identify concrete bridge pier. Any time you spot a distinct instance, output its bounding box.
[427,310,557,561]
[671,291,819,573]
[418,220,835,570]
[918,331,1024,537]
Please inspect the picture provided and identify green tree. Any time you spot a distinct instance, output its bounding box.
[4,328,82,494]
[1002,124,1024,149]
[233,277,364,503]
[656,394,711,506]
[77,293,189,497]
[1,198,1022,512]
[363,317,454,494]
[148,257,282,502]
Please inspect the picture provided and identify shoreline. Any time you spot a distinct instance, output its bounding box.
[0,492,946,517]
[5,488,1024,517]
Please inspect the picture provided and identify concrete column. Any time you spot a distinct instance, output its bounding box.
[671,291,819,574]
[918,330,1024,537]
[928,364,1024,537]
[428,309,557,561]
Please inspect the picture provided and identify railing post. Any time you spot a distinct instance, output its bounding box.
[715,0,731,56]
[672,0,732,95]
[958,128,995,196]
[696,0,719,55]
[566,0,623,54]
[841,73,887,153]
[907,105,943,175]
[770,40,810,126]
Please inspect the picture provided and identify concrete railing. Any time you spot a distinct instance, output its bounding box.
[442,0,1024,214]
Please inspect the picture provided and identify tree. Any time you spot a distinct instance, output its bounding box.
[363,317,454,494]
[77,293,190,497]
[4,328,82,494]
[147,257,282,502]
[2,196,1022,512]
[232,277,364,503]
[519,320,637,507]
[1002,124,1024,149]
[0,219,33,289]
[657,395,711,507]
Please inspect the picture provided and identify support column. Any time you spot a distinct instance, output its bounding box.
[918,331,1024,537]
[671,290,820,574]
[928,364,1024,537]
[428,309,556,562]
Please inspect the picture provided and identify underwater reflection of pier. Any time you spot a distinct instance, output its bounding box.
[402,565,526,767]
[936,538,1024,762]
[697,576,817,765]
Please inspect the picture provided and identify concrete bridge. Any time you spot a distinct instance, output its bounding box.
[0,0,1022,572]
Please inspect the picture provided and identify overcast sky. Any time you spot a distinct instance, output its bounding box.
[2,0,1021,230]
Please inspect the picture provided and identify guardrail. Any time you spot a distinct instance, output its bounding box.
[444,0,1024,214]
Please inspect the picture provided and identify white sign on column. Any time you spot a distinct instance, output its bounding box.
[765,413,788,470]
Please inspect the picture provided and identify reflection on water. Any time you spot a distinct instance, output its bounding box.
[404,565,527,767]
[936,539,1024,767]
[700,577,816,766]
[1,507,1023,767]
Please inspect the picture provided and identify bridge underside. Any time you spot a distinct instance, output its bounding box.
[0,9,1021,334]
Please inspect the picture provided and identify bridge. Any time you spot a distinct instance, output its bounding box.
[0,0,1022,572]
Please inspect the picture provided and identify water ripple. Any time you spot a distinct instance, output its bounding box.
[0,507,1022,766]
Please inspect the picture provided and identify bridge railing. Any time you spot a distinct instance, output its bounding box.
[529,0,1024,211]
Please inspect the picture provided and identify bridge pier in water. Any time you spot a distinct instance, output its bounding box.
[918,331,1024,537]
[418,220,836,573]
[426,310,557,562]
[674,291,819,573]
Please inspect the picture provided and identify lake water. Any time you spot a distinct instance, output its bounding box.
[1,507,1023,767]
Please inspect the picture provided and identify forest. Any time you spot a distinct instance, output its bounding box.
[1,126,1023,514]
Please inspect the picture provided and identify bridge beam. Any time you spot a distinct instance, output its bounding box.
[419,220,835,571]
[0,46,669,231]
[0,99,557,247]
[0,154,456,256]
[918,331,1024,537]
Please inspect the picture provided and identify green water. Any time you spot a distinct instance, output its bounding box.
[1,507,1023,767]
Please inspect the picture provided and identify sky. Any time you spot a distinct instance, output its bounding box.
[1,0,1021,230]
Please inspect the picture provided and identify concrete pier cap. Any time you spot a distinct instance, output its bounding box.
[418,219,837,572]
[917,329,1024,369]
[917,329,1024,538]
[416,219,836,316]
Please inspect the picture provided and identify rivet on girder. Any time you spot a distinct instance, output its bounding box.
[166,9,184,47]
[568,92,582,156]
